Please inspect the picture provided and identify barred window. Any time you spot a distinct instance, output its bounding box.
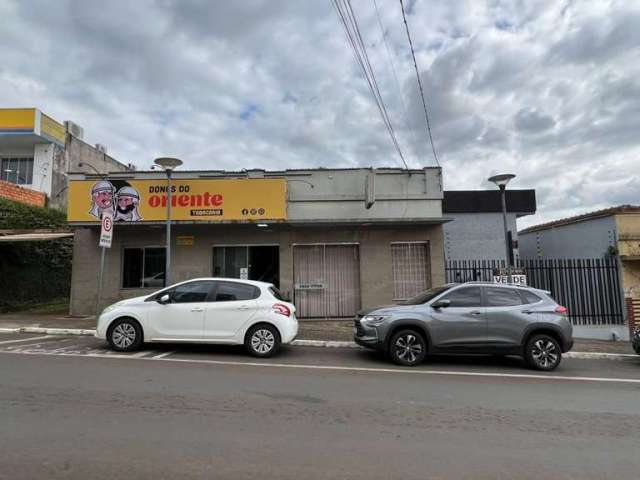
[391,242,430,300]
[1,157,34,185]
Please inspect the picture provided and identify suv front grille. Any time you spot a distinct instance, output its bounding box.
[354,318,365,337]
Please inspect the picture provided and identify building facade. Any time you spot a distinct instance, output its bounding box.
[442,190,536,262]
[0,108,130,209]
[519,205,640,339]
[68,167,446,317]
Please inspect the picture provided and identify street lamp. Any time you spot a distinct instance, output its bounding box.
[488,173,516,275]
[153,157,183,286]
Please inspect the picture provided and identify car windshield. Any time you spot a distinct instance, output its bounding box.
[401,286,453,305]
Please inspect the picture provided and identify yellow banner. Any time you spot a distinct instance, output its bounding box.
[0,108,35,132]
[40,113,66,145]
[67,178,287,222]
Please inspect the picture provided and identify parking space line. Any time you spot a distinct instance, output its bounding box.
[130,350,161,358]
[151,351,176,359]
[0,335,53,345]
[1,348,640,384]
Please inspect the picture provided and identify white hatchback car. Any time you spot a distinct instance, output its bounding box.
[96,278,298,357]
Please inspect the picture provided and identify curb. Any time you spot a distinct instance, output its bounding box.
[0,327,636,360]
[293,339,359,348]
[0,327,96,336]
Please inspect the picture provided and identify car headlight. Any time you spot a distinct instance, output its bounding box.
[361,315,388,326]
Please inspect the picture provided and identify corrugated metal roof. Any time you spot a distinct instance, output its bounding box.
[519,205,640,234]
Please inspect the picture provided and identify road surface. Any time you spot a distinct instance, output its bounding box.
[1,332,639,479]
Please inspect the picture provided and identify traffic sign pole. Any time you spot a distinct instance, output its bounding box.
[96,211,114,319]
[96,246,106,318]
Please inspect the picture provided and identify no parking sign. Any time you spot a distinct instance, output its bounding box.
[99,212,113,248]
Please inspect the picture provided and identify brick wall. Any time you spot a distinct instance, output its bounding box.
[0,180,46,207]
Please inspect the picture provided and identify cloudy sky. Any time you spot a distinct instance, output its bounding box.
[1,0,638,227]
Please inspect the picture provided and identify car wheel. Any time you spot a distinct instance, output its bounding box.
[388,330,426,367]
[525,334,561,371]
[107,318,143,352]
[246,324,281,358]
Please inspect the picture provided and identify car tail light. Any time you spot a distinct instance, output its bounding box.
[272,303,291,317]
[555,306,568,315]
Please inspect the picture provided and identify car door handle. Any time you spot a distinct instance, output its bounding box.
[238,305,250,311]
[469,311,482,316]
[521,310,534,314]
[191,307,204,312]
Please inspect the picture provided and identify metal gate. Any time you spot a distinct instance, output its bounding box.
[293,244,361,319]
[445,258,624,325]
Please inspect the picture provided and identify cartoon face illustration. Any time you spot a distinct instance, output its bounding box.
[89,180,115,219]
[117,194,135,211]
[95,190,113,209]
[114,186,143,222]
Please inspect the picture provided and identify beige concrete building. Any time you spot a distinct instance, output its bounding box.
[68,167,446,317]
[0,107,131,210]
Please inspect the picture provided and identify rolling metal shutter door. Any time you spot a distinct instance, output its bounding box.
[293,244,361,318]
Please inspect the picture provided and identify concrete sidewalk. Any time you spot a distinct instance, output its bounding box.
[0,313,636,355]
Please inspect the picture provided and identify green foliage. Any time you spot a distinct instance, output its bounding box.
[0,239,73,312]
[0,198,67,230]
[0,198,71,311]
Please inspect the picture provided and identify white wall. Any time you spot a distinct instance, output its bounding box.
[33,143,54,195]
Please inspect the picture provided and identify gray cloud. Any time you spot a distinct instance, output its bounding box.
[514,108,556,133]
[0,0,638,227]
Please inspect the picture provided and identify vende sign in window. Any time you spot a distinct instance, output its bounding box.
[67,178,287,223]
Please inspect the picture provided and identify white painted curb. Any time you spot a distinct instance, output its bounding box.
[293,339,358,348]
[564,351,639,360]
[0,327,96,336]
[0,328,637,360]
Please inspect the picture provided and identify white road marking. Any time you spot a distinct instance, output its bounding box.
[129,350,161,358]
[0,348,639,385]
[0,335,52,345]
[151,351,176,359]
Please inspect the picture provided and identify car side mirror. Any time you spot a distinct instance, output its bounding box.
[431,299,451,309]
[157,293,171,304]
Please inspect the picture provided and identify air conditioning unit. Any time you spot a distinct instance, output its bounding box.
[95,144,107,153]
[64,121,84,140]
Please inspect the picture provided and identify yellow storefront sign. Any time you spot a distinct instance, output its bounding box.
[0,108,36,132]
[40,113,66,145]
[67,178,287,223]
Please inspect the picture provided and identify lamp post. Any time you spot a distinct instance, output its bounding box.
[153,157,183,286]
[488,173,516,279]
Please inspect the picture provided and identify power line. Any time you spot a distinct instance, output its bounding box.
[332,0,409,170]
[372,0,420,157]
[399,0,440,166]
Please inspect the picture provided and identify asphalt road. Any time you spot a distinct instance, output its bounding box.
[1,333,639,479]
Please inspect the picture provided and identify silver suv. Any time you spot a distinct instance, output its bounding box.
[354,282,573,371]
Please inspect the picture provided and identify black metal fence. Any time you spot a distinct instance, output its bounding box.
[445,258,624,325]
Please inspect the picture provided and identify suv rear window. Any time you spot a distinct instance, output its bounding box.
[484,287,523,307]
[520,290,542,304]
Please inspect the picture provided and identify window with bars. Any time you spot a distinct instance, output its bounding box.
[1,157,34,185]
[391,242,430,300]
